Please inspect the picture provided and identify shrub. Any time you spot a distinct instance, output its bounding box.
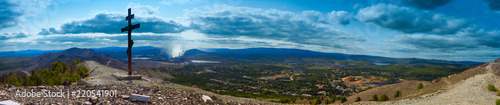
[355,97,361,102]
[315,98,321,104]
[369,94,378,101]
[497,90,500,96]
[394,90,401,98]
[488,84,497,91]
[380,94,389,101]
[279,98,291,103]
[496,99,500,105]
[417,83,423,90]
[340,97,347,103]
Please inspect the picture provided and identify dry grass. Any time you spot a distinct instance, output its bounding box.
[342,63,489,104]
[340,80,430,104]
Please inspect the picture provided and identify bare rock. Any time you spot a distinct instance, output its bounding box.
[490,58,500,76]
[84,101,92,105]
[130,94,151,102]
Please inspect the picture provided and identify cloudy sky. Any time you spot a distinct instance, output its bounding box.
[0,0,499,62]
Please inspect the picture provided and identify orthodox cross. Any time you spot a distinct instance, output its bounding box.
[121,8,140,75]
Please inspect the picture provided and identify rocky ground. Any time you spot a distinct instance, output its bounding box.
[0,61,274,105]
[0,85,202,105]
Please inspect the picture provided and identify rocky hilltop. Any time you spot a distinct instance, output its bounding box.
[0,60,272,104]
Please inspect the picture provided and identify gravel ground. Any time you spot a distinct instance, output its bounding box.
[0,84,203,105]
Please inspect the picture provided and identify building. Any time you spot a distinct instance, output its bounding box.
[318,91,327,95]
[316,84,324,88]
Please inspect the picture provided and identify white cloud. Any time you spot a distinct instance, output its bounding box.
[0,0,52,30]
[391,27,500,51]
[326,10,352,25]
[159,0,198,5]
[126,3,159,16]
[184,5,364,49]
[356,4,469,34]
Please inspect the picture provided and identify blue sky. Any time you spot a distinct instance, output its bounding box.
[0,0,499,62]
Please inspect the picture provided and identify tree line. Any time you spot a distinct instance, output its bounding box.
[0,59,88,87]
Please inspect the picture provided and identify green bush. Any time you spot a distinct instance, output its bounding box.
[315,98,321,104]
[394,90,401,98]
[497,90,500,96]
[340,97,347,103]
[379,94,389,101]
[488,84,497,91]
[355,96,361,102]
[417,83,423,90]
[369,94,378,101]
[496,99,500,105]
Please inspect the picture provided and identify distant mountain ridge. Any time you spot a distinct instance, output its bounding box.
[197,48,381,59]
[0,47,484,75]
[184,48,484,65]
[0,49,63,58]
[1,47,484,65]
[92,46,168,59]
[0,46,169,60]
[0,47,127,75]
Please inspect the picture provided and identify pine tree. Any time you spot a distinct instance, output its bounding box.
[62,62,68,73]
[22,76,29,86]
[6,74,21,87]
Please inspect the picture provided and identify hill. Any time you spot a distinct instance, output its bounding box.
[0,47,126,76]
[344,58,500,104]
